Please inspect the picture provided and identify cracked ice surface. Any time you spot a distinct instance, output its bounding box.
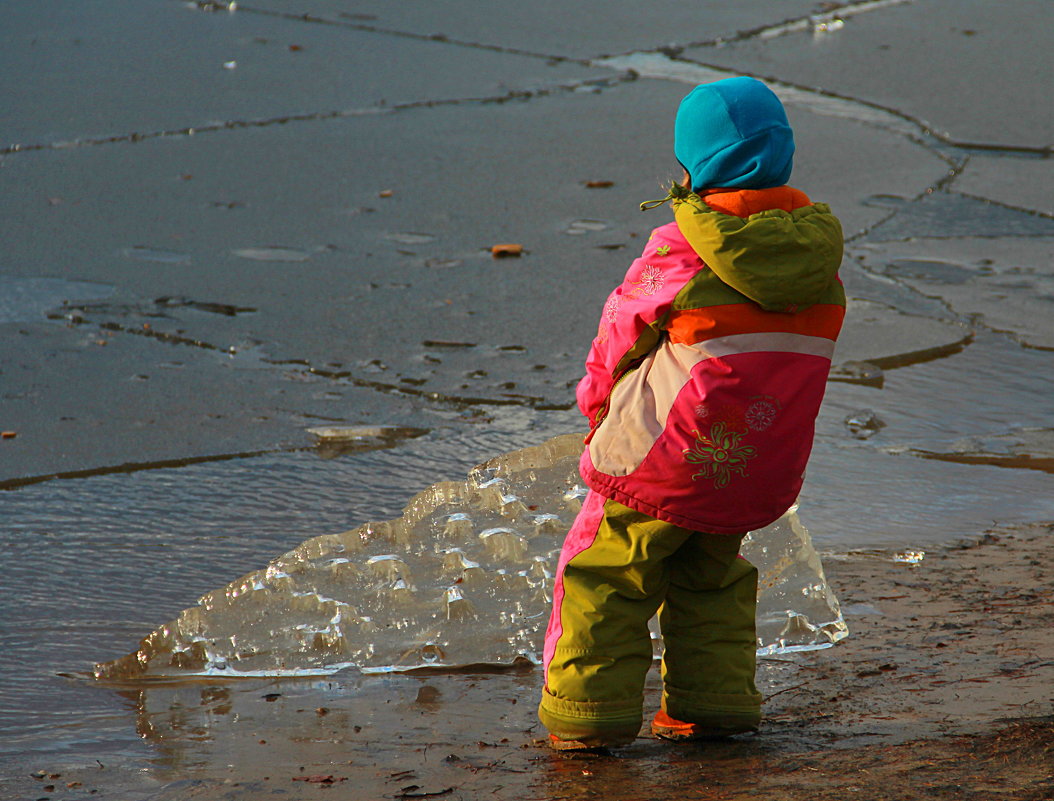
[685,0,1054,150]
[94,434,846,680]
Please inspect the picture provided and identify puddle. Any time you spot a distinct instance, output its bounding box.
[232,246,313,262]
[121,246,192,264]
[0,277,114,324]
[564,219,610,235]
[384,232,437,245]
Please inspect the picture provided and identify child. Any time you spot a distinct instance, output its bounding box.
[538,76,845,749]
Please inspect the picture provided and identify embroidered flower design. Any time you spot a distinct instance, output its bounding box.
[693,403,710,420]
[745,397,780,432]
[636,265,666,295]
[655,245,671,256]
[683,423,757,489]
[603,294,623,323]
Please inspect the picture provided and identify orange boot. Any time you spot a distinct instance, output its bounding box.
[651,709,757,742]
[547,733,630,752]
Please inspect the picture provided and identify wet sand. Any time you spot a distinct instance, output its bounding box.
[8,523,1051,800]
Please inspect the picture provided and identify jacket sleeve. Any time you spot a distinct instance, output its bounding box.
[576,225,692,426]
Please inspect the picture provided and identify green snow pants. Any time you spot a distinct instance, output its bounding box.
[539,491,761,742]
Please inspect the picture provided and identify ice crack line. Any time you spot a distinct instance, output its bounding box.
[222,2,589,66]
[0,73,634,157]
[595,51,1050,159]
[193,0,909,65]
[737,0,916,45]
[0,449,302,491]
[53,308,575,413]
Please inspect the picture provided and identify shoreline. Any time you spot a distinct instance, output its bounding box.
[9,521,1052,800]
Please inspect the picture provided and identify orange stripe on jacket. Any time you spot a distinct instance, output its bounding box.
[667,302,845,346]
[701,186,812,216]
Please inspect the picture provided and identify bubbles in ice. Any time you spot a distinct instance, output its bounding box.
[94,434,848,681]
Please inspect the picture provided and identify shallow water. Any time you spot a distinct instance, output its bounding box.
[2,419,846,759]
[87,434,846,683]
[5,320,1053,766]
[5,271,1054,767]
[1,409,580,760]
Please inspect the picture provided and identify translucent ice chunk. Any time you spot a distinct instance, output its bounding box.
[94,434,847,680]
[893,549,925,564]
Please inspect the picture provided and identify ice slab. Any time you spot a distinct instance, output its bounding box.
[685,0,1054,150]
[955,156,1054,218]
[864,192,1054,242]
[0,0,607,147]
[94,433,847,680]
[854,237,1054,350]
[834,298,970,371]
[241,0,821,60]
[0,71,955,437]
[907,427,1054,475]
[592,52,952,238]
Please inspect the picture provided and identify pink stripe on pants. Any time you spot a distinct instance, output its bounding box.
[542,489,607,687]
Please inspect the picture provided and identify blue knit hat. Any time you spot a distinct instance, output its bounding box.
[674,77,794,192]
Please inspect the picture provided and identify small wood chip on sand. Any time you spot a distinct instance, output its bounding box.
[491,244,523,258]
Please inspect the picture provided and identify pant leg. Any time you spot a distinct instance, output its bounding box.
[658,532,761,731]
[539,493,693,742]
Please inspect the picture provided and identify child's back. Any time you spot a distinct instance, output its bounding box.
[539,76,845,751]
[580,183,844,534]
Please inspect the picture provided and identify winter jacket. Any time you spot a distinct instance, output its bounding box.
[577,185,845,534]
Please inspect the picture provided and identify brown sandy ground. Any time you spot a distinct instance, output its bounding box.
[12,524,1053,801]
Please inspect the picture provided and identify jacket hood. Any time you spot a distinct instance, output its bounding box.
[674,77,795,192]
[673,191,843,312]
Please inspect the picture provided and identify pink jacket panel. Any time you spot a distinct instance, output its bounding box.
[576,222,700,425]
